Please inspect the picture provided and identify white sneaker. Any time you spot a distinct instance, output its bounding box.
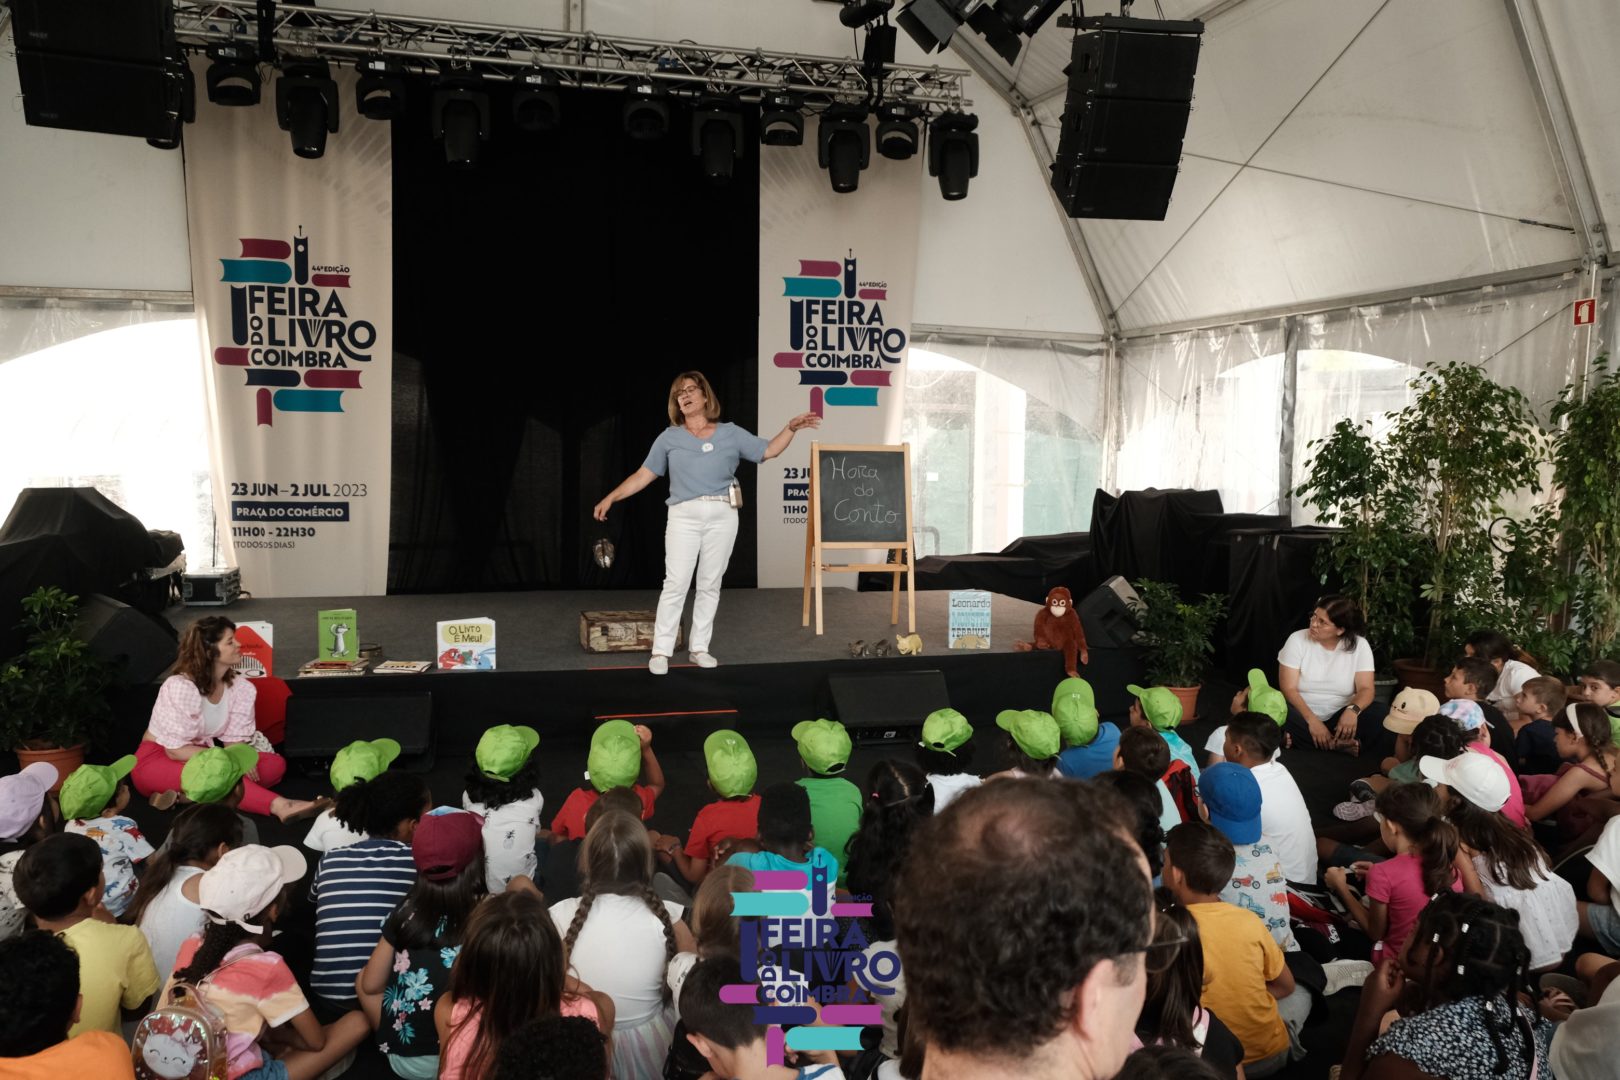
[690,651,719,669]
[1322,958,1374,996]
[648,655,669,675]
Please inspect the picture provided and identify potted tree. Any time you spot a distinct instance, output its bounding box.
[1293,417,1425,682]
[1550,355,1620,661]
[1383,362,1545,688]
[0,586,115,787]
[1128,579,1226,722]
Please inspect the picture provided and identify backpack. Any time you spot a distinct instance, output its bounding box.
[1161,759,1199,824]
[131,981,229,1080]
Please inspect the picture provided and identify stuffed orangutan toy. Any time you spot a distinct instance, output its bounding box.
[1013,586,1090,677]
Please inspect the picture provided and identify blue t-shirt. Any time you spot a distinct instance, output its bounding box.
[1516,719,1560,775]
[642,422,768,506]
[1160,730,1201,780]
[1056,722,1122,780]
[309,837,417,1003]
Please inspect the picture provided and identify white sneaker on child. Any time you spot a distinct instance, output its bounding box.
[649,655,669,675]
[1322,959,1375,996]
[1333,798,1377,822]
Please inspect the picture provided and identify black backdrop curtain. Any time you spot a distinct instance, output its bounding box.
[389,87,760,592]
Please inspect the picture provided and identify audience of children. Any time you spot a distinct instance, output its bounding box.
[462,725,546,892]
[13,831,161,1036]
[913,708,981,810]
[10,624,1620,1080]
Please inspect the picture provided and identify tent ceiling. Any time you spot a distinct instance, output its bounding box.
[953,0,1613,332]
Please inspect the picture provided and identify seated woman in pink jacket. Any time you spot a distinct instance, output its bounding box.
[131,616,322,820]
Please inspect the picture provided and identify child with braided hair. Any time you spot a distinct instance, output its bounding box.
[1339,893,1554,1080]
[549,808,697,1079]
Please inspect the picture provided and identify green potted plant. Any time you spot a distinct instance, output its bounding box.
[0,586,116,784]
[1550,355,1620,660]
[1128,579,1226,721]
[1383,362,1545,685]
[1293,417,1426,676]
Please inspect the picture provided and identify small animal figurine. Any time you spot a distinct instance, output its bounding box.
[1013,586,1090,677]
[896,632,923,656]
[870,638,892,658]
[848,639,867,658]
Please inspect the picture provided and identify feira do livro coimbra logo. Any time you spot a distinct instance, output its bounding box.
[726,858,902,1066]
[773,250,907,416]
[210,229,376,426]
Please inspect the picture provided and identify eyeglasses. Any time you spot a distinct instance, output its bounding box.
[1130,922,1191,975]
[675,386,703,399]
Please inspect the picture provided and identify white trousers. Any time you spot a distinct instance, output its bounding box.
[652,498,739,657]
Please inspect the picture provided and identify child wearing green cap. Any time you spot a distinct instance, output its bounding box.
[1127,684,1202,780]
[992,709,1062,778]
[463,725,547,892]
[59,756,153,920]
[791,718,863,882]
[1205,669,1288,766]
[651,729,760,888]
[916,708,983,811]
[306,737,402,853]
[550,721,666,841]
[1052,677,1121,781]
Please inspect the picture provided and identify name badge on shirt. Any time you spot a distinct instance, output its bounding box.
[701,442,714,453]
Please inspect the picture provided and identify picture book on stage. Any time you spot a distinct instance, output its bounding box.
[317,608,358,661]
[436,617,497,670]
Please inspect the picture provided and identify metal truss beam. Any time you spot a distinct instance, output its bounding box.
[170,2,972,111]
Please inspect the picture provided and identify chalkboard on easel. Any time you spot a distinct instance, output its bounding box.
[802,443,915,636]
[814,449,909,544]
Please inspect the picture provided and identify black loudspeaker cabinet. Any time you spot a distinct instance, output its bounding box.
[15,52,186,140]
[9,0,176,63]
[1077,575,1142,649]
[1050,21,1202,221]
[824,669,951,744]
[78,594,178,685]
[283,693,435,772]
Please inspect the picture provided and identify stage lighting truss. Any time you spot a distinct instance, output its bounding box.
[356,57,406,120]
[276,59,340,159]
[170,1,970,118]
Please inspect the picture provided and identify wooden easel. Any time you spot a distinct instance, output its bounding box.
[801,442,916,636]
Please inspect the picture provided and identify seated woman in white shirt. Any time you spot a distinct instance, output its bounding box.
[1276,595,1389,756]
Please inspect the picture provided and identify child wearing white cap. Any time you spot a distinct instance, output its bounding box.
[0,762,62,943]
[164,844,370,1080]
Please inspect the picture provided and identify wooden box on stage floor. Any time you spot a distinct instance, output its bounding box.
[579,610,681,653]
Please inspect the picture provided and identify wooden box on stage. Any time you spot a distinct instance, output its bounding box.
[579,610,680,653]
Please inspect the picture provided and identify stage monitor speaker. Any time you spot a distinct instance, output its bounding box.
[825,669,950,743]
[1077,575,1141,649]
[15,51,187,141]
[78,594,177,685]
[283,693,435,772]
[9,0,176,64]
[1049,18,1202,220]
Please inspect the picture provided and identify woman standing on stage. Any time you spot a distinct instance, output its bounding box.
[131,615,325,821]
[594,371,819,675]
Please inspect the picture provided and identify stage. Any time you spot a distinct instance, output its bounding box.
[166,586,1147,755]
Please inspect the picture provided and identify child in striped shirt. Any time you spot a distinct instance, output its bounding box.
[309,771,429,1008]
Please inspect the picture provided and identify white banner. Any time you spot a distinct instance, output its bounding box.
[184,67,391,597]
[756,137,921,587]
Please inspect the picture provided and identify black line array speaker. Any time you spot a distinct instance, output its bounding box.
[283,693,436,772]
[78,594,178,685]
[1077,575,1142,649]
[825,669,951,743]
[1050,15,1203,221]
[10,0,187,145]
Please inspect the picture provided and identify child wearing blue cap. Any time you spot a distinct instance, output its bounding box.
[1200,763,1295,951]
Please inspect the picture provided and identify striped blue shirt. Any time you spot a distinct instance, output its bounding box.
[309,837,416,1002]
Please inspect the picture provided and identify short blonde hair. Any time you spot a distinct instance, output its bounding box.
[667,371,722,426]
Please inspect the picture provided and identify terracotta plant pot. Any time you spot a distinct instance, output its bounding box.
[1391,659,1446,701]
[15,743,85,791]
[1166,685,1201,724]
